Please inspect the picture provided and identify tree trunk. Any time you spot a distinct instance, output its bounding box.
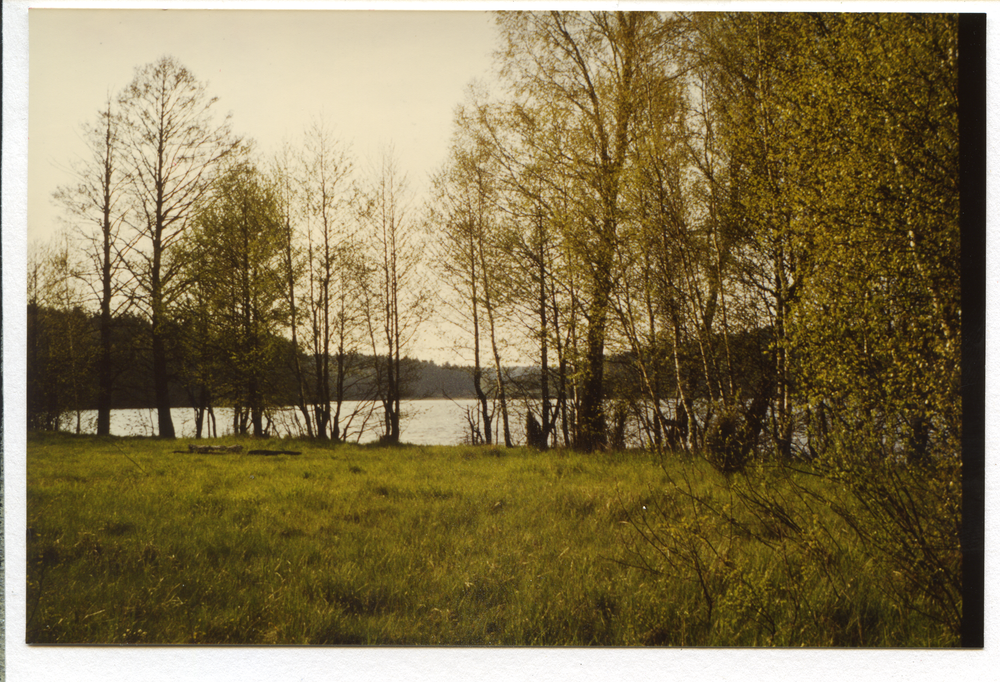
[470,242,491,445]
[285,218,313,438]
[480,235,511,448]
[577,272,611,452]
[551,280,570,449]
[96,174,114,436]
[538,215,551,449]
[491,332,512,448]
[152,320,175,438]
[96,301,113,437]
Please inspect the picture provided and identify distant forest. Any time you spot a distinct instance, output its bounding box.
[27,303,774,415]
[27,306,478,410]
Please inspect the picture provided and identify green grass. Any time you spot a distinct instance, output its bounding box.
[26,432,957,645]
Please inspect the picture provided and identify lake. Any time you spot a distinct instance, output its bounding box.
[55,399,814,453]
[63,399,525,446]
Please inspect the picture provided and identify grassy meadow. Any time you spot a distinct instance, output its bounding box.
[26,432,958,646]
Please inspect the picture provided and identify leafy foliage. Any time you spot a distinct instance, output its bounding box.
[185,161,289,436]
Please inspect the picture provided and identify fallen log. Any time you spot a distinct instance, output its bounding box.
[248,449,302,456]
[187,444,244,454]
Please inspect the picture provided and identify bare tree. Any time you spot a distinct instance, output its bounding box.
[358,149,431,445]
[272,143,313,437]
[118,56,241,438]
[52,96,136,435]
[299,120,354,440]
[430,142,494,444]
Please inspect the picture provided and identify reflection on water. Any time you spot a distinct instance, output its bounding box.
[59,399,809,452]
[69,399,511,446]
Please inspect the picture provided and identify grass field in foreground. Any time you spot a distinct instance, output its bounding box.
[26,432,956,646]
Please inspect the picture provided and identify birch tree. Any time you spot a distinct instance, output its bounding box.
[494,11,680,451]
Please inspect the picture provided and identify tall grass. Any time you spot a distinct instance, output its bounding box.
[26,432,956,645]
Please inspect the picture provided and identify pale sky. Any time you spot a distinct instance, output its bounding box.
[26,7,501,363]
[28,8,499,245]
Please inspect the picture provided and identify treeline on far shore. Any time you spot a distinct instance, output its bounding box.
[27,304,467,418]
[27,301,775,422]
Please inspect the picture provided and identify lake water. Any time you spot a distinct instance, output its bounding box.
[65,399,523,446]
[58,399,811,452]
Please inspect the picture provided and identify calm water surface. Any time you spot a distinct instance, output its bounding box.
[69,399,512,446]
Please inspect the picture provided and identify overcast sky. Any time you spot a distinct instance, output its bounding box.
[25,8,502,363]
[28,8,499,245]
